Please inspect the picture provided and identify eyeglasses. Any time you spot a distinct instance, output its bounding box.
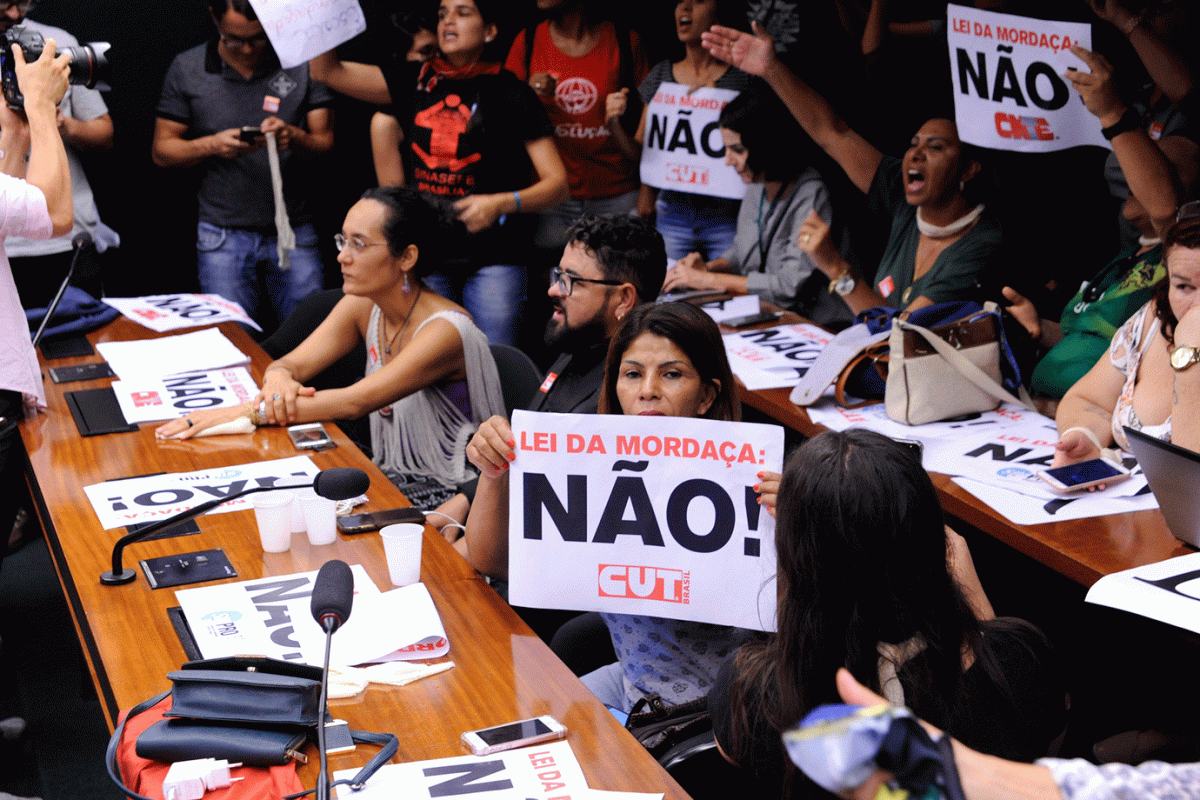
[219,31,269,49]
[334,234,387,254]
[550,266,624,297]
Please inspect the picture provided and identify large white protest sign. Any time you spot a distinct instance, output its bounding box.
[723,323,834,389]
[508,411,784,632]
[96,327,250,382]
[333,740,591,800]
[953,475,1158,525]
[947,5,1104,152]
[640,82,746,199]
[113,367,258,424]
[1086,552,1200,632]
[248,0,366,69]
[84,455,320,530]
[103,294,259,332]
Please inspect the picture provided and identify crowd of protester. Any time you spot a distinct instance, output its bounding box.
[14,0,1200,797]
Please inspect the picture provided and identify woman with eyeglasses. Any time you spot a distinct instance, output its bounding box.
[1001,47,1183,404]
[156,187,505,506]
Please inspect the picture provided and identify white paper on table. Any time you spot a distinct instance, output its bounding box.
[952,476,1158,526]
[921,431,1148,500]
[176,564,381,664]
[583,792,664,800]
[96,327,250,382]
[698,294,759,323]
[84,455,319,529]
[806,400,1056,443]
[112,367,258,423]
[103,294,259,332]
[312,583,449,665]
[1086,552,1200,634]
[723,323,834,388]
[334,739,589,800]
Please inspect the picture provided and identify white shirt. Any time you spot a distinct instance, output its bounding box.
[0,174,53,408]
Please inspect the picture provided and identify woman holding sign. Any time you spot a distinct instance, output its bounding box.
[156,187,505,507]
[708,430,1067,798]
[606,0,758,262]
[701,22,1000,314]
[464,302,772,711]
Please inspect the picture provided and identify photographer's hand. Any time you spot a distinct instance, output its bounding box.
[11,39,72,235]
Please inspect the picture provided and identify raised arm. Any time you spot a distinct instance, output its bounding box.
[8,41,72,235]
[1068,46,1178,237]
[702,23,883,194]
[1086,0,1194,105]
[308,50,392,105]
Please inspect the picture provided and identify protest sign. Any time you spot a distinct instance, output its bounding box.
[507,411,784,632]
[640,82,746,199]
[1087,553,1200,634]
[248,0,366,69]
[84,455,320,530]
[177,570,449,665]
[946,4,1104,152]
[103,294,259,332]
[96,327,250,383]
[332,740,594,800]
[723,323,834,389]
[113,367,258,424]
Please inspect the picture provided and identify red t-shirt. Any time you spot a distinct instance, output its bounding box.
[506,21,647,199]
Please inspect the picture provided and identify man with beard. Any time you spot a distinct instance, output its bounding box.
[431,214,665,552]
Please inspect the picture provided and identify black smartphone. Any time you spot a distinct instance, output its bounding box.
[723,311,783,328]
[336,506,425,534]
[238,125,264,143]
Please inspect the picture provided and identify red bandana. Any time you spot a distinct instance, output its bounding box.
[416,57,502,93]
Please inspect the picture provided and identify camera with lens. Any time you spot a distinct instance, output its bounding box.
[0,26,110,109]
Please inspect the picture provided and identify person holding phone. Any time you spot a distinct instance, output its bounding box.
[152,0,334,332]
[1053,210,1200,467]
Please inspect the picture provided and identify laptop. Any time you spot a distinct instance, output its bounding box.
[1124,426,1200,548]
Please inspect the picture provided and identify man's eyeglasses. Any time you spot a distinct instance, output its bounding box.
[550,266,623,296]
[219,31,269,49]
[334,234,386,254]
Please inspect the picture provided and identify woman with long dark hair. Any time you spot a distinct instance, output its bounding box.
[710,430,1066,798]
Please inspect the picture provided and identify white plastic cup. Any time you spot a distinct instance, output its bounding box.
[380,523,424,586]
[289,491,309,534]
[252,493,293,553]
[302,495,338,546]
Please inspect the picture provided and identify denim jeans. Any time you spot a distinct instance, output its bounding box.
[534,190,639,252]
[196,221,324,328]
[655,191,739,262]
[423,264,526,347]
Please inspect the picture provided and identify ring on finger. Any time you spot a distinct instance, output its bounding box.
[273,393,282,401]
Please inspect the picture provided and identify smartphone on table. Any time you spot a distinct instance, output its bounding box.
[461,716,567,755]
[1037,458,1131,493]
[336,506,425,534]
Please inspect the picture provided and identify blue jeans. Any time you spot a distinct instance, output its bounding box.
[655,192,739,262]
[196,221,324,328]
[424,264,525,347]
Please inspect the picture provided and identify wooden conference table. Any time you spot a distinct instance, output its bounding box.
[727,311,1190,588]
[17,318,688,797]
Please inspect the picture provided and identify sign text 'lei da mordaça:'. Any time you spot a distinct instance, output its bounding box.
[508,411,784,631]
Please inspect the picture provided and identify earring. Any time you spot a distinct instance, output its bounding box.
[403,273,411,293]
[485,36,493,42]
[959,180,966,192]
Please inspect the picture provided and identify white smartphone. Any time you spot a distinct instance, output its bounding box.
[461,715,567,755]
[1037,458,1131,493]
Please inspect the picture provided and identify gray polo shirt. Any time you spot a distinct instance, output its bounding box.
[156,39,333,229]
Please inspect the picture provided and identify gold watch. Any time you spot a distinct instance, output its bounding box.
[828,270,856,296]
[1170,345,1200,371]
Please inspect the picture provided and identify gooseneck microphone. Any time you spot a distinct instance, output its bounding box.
[311,559,354,800]
[31,231,93,349]
[99,467,369,585]
[310,559,354,633]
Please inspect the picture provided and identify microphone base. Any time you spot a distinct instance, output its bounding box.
[100,568,137,585]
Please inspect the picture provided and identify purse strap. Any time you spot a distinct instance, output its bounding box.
[106,690,399,800]
[896,316,1035,410]
[833,344,888,408]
